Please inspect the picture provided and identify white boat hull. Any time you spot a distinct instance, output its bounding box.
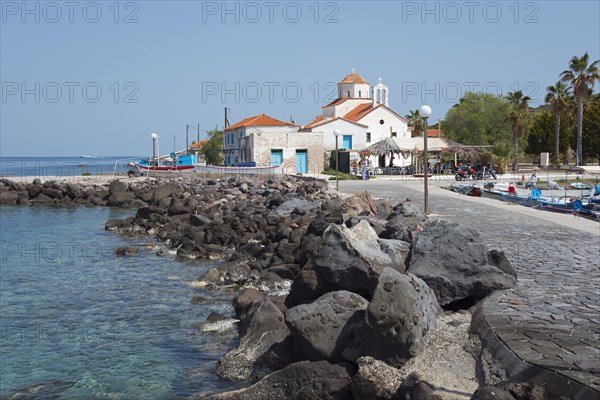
[195,165,283,175]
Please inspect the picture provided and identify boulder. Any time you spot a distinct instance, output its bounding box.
[107,192,135,206]
[65,182,81,198]
[349,356,403,400]
[31,193,54,203]
[275,198,320,217]
[41,186,63,199]
[309,220,408,299]
[285,269,325,307]
[471,386,517,400]
[381,199,428,244]
[204,361,355,400]
[190,213,213,227]
[407,221,517,307]
[396,372,442,400]
[341,191,379,217]
[343,268,439,367]
[108,180,129,194]
[198,263,253,287]
[285,290,368,362]
[26,183,42,199]
[114,246,139,256]
[0,191,19,205]
[377,238,410,273]
[216,290,292,381]
[135,206,166,220]
[151,183,183,204]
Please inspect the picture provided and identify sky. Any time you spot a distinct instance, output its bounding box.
[1,0,599,156]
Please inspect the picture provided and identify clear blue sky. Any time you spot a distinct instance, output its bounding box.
[1,0,599,156]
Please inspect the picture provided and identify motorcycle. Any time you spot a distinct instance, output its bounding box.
[455,166,476,181]
[475,166,497,180]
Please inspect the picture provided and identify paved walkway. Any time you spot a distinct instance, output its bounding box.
[336,180,600,394]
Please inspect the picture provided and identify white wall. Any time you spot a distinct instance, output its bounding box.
[358,107,410,144]
[338,82,370,99]
[311,119,367,151]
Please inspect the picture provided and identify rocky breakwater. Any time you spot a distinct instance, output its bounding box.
[0,177,153,207]
[109,177,515,400]
[1,175,522,399]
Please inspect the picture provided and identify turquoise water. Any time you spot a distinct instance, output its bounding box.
[0,206,241,399]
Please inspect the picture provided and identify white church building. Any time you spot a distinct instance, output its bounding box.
[300,70,412,167]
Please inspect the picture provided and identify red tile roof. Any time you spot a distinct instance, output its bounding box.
[344,103,375,121]
[322,97,374,108]
[426,129,443,137]
[190,139,209,148]
[339,72,368,84]
[322,98,350,108]
[225,114,299,131]
[303,115,325,129]
[300,116,368,131]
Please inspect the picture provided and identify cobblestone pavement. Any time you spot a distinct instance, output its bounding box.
[337,180,600,392]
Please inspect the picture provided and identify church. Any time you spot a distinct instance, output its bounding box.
[300,70,412,167]
[222,70,413,174]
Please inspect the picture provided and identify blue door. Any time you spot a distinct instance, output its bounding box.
[295,150,308,174]
[270,149,283,166]
[343,135,352,149]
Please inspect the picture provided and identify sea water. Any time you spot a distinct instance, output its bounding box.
[0,205,242,399]
[0,156,142,178]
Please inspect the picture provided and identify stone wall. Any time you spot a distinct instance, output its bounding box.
[250,131,324,175]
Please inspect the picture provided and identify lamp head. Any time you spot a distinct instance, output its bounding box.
[419,105,432,119]
[151,133,158,139]
[333,129,341,137]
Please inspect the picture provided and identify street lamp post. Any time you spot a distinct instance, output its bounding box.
[151,133,158,166]
[419,105,432,214]
[333,129,341,190]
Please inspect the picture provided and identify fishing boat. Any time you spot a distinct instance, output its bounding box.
[570,182,594,190]
[450,183,482,197]
[135,154,198,172]
[195,163,282,175]
[536,199,600,221]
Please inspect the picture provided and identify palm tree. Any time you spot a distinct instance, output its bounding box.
[545,82,572,165]
[405,109,423,137]
[560,52,600,165]
[506,90,531,171]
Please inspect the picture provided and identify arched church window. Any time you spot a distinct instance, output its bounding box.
[359,90,362,97]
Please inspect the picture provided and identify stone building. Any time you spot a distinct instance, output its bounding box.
[223,114,324,175]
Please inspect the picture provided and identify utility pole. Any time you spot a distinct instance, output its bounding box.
[186,124,189,152]
[197,123,200,142]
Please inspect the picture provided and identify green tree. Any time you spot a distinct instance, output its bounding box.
[443,92,512,146]
[582,96,600,161]
[405,109,424,137]
[560,52,600,165]
[200,129,224,165]
[545,81,572,165]
[526,108,574,163]
[506,90,532,171]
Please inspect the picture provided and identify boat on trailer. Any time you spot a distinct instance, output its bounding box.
[135,154,198,172]
[195,163,282,175]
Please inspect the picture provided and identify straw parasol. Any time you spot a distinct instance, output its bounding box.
[366,137,412,159]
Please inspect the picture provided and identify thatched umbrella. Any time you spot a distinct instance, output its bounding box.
[366,137,412,159]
